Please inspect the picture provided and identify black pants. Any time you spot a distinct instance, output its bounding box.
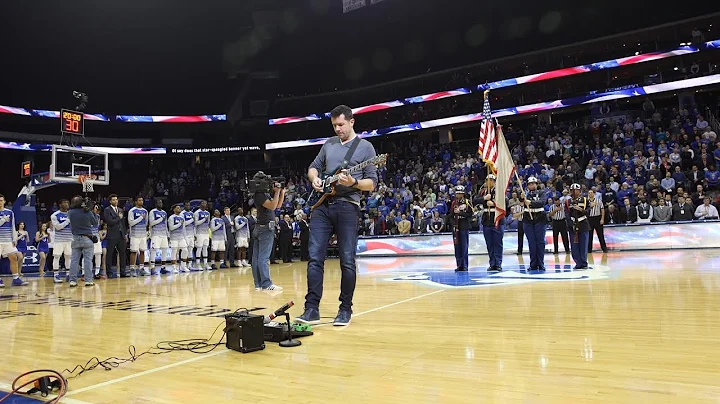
[280,235,293,262]
[300,235,309,260]
[271,236,278,263]
[551,220,570,253]
[225,235,236,264]
[105,237,127,276]
[516,221,524,253]
[247,230,254,263]
[588,216,608,252]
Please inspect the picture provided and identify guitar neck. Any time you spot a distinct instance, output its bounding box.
[328,156,382,182]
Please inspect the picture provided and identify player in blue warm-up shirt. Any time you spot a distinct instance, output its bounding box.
[0,194,28,287]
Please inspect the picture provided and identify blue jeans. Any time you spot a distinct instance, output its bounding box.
[251,224,275,288]
[570,230,589,268]
[523,221,547,269]
[482,222,504,268]
[453,229,469,270]
[70,235,94,282]
[305,201,359,312]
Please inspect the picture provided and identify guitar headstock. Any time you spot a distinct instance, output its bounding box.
[375,153,388,167]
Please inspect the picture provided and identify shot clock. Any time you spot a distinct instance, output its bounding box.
[60,108,85,136]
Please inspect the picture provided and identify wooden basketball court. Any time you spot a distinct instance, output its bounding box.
[1,249,719,403]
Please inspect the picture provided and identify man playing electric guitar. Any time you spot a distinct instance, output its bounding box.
[296,105,379,327]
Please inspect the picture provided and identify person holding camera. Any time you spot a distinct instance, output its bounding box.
[251,172,285,291]
[67,196,99,287]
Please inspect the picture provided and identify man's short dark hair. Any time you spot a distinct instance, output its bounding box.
[59,199,69,204]
[0,194,4,199]
[330,105,353,120]
[109,194,118,200]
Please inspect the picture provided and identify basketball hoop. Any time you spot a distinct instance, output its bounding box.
[78,174,96,193]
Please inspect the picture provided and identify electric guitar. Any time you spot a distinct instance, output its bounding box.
[306,154,388,210]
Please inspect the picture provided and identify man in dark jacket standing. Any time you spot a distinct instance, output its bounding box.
[222,207,236,266]
[103,194,127,278]
[451,185,473,272]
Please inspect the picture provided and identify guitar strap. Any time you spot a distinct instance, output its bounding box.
[342,136,362,166]
[330,136,363,199]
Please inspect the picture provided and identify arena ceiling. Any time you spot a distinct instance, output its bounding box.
[0,0,715,117]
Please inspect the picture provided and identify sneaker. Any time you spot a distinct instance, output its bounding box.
[295,308,320,325]
[333,310,352,327]
[0,279,4,288]
[141,268,151,276]
[54,275,64,283]
[85,281,95,287]
[263,284,283,291]
[69,281,78,287]
[11,277,28,286]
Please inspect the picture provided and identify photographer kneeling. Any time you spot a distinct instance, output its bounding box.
[67,196,100,287]
[250,172,285,291]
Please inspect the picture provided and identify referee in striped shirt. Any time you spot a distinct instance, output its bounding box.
[548,198,570,254]
[587,190,608,253]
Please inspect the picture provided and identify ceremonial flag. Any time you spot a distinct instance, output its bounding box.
[477,90,498,172]
[477,90,516,227]
[492,121,516,228]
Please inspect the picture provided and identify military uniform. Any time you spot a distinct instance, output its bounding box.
[451,186,472,272]
[480,177,505,271]
[566,184,590,269]
[521,178,547,270]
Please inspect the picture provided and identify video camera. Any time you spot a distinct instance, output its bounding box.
[70,196,94,212]
[248,171,285,194]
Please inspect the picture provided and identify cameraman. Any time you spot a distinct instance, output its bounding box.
[250,172,284,291]
[67,196,99,287]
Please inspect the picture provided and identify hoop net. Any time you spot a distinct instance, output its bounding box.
[78,174,96,193]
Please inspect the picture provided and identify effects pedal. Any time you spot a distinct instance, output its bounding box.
[263,322,314,343]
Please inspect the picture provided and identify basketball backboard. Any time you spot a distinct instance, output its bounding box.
[49,144,109,186]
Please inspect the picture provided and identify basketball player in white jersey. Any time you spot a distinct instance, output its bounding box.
[50,199,72,283]
[182,201,196,270]
[209,209,226,269]
[0,194,28,287]
[193,200,211,270]
[128,197,150,276]
[234,208,250,267]
[168,204,190,272]
[149,199,171,273]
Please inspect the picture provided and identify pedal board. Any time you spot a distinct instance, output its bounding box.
[263,322,314,343]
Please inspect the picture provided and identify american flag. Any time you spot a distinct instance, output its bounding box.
[478,90,516,228]
[477,90,498,171]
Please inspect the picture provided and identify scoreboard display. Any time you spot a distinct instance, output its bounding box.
[60,108,85,136]
[21,161,32,178]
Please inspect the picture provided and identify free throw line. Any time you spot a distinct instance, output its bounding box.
[65,289,445,396]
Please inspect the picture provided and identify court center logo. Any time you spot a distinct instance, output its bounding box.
[387,264,612,288]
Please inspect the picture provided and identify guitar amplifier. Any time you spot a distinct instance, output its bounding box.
[224,312,266,353]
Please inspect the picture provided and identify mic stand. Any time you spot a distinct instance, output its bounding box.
[279,312,301,348]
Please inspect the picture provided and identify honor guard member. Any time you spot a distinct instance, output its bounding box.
[566,183,590,269]
[480,174,504,272]
[521,177,547,271]
[451,185,473,272]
